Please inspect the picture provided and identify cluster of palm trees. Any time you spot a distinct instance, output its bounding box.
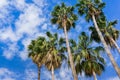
[28,0,120,80]
[28,32,66,80]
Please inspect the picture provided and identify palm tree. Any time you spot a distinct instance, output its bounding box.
[51,3,78,80]
[28,37,47,80]
[90,20,120,54]
[76,0,120,77]
[74,32,105,80]
[45,32,66,80]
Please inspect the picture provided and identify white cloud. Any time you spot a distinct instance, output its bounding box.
[42,70,51,80]
[58,67,72,80]
[41,24,48,30]
[0,26,17,42]
[0,67,37,80]
[15,4,45,36]
[107,76,119,80]
[19,50,28,61]
[0,0,8,8]
[0,68,17,80]
[0,0,47,60]
[12,0,27,11]
[33,0,47,7]
[0,0,13,27]
[24,69,37,80]
[2,42,19,60]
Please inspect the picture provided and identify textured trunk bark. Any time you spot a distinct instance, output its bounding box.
[92,71,97,80]
[38,66,40,80]
[63,22,78,80]
[92,15,120,78]
[109,36,120,55]
[52,65,54,80]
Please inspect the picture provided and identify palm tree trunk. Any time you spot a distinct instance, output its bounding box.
[38,66,40,80]
[63,21,78,80]
[92,71,97,80]
[92,14,120,78]
[52,65,54,80]
[109,36,120,55]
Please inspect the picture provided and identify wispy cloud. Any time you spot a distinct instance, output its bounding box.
[0,0,13,27]
[0,68,17,80]
[58,66,73,80]
[12,0,27,11]
[24,68,37,80]
[2,42,19,60]
[15,4,45,36]
[0,26,18,42]
[0,0,9,8]
[0,0,48,60]
[107,76,119,80]
[0,67,37,80]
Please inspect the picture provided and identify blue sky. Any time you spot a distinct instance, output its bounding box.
[0,0,120,80]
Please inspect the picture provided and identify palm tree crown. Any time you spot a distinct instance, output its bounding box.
[45,32,66,70]
[89,20,119,48]
[76,0,105,22]
[51,3,78,31]
[74,32,105,79]
[45,32,66,80]
[28,37,48,80]
[28,37,48,67]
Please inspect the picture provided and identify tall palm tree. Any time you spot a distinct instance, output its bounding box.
[90,20,120,54]
[74,32,105,80]
[28,37,47,80]
[45,32,66,80]
[51,3,78,80]
[76,0,120,77]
